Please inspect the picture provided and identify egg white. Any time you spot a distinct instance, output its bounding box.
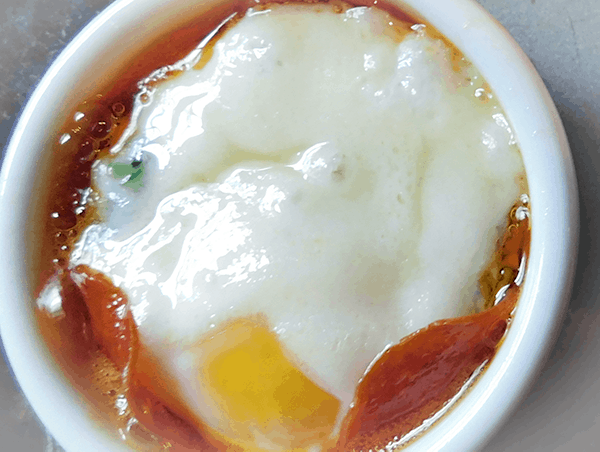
[70,4,524,448]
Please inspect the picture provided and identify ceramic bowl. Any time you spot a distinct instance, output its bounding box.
[0,0,578,450]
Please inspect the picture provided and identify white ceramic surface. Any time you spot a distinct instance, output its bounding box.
[0,0,578,451]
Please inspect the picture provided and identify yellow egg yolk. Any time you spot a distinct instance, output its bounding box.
[199,318,341,450]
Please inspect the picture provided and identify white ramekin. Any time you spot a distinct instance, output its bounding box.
[0,0,578,451]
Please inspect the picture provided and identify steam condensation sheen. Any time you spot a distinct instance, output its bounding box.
[68,4,525,449]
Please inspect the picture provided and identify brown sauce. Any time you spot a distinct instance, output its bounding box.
[335,290,519,451]
[34,1,531,450]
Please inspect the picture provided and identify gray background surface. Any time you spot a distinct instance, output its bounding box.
[0,0,598,450]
